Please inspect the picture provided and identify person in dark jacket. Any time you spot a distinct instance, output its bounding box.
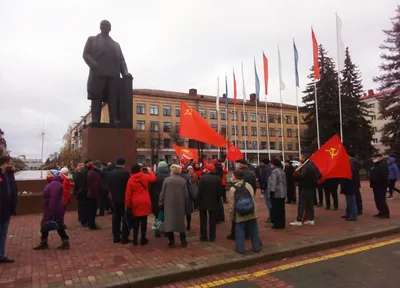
[86,160,102,229]
[290,153,318,226]
[179,165,195,230]
[197,166,222,242]
[107,158,131,243]
[387,156,400,199]
[73,160,91,227]
[340,157,360,221]
[98,163,110,216]
[324,178,339,210]
[235,159,257,194]
[259,159,273,222]
[149,161,170,218]
[370,154,390,218]
[0,156,17,263]
[284,161,296,204]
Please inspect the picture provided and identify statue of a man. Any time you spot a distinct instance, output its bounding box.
[83,20,132,124]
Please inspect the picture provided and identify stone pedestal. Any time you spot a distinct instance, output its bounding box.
[82,125,137,169]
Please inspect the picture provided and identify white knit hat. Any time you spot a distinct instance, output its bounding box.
[60,167,69,175]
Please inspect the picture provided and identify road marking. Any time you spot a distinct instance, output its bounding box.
[187,237,400,288]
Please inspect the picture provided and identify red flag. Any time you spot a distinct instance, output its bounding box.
[203,159,209,169]
[172,144,198,163]
[310,134,351,182]
[262,52,268,95]
[180,101,227,148]
[312,28,320,80]
[233,70,237,106]
[226,143,244,162]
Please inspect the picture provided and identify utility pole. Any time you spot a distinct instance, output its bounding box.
[40,130,45,179]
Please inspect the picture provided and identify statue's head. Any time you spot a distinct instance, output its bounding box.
[100,20,111,35]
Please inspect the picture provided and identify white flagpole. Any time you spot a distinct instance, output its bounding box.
[234,106,237,146]
[265,97,271,159]
[295,86,301,159]
[241,62,247,159]
[278,45,285,161]
[217,76,220,159]
[336,13,344,142]
[255,96,260,164]
[225,74,228,160]
[314,80,321,148]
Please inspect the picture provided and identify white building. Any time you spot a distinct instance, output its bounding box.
[17,155,43,170]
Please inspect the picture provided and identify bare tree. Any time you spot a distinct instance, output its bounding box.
[59,125,82,169]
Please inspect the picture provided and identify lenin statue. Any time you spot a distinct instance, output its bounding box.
[83,20,132,125]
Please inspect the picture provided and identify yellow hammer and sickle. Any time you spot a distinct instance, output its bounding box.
[325,148,339,159]
[184,109,193,116]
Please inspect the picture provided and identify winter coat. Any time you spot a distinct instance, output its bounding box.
[197,172,222,211]
[341,157,361,195]
[221,167,228,186]
[180,172,194,215]
[87,167,102,200]
[388,157,400,180]
[228,180,257,223]
[159,174,189,233]
[0,170,18,222]
[239,167,257,192]
[60,174,71,205]
[267,167,287,199]
[41,176,66,226]
[107,167,130,204]
[193,167,203,179]
[370,159,389,189]
[284,164,296,186]
[259,165,273,190]
[125,171,156,217]
[295,161,318,195]
[73,166,90,200]
[149,167,170,216]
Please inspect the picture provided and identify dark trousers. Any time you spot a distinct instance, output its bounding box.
[77,198,87,225]
[286,182,296,203]
[167,232,186,244]
[87,198,98,228]
[324,185,339,209]
[388,179,400,196]
[98,190,110,216]
[373,187,390,217]
[317,185,324,206]
[345,194,357,220]
[41,224,69,241]
[0,217,10,259]
[199,210,217,241]
[271,196,286,229]
[186,214,191,230]
[221,186,227,202]
[297,190,314,221]
[132,216,148,242]
[217,198,225,222]
[90,77,119,123]
[354,188,363,214]
[112,203,130,241]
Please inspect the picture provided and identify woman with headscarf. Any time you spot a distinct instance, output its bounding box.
[149,161,170,217]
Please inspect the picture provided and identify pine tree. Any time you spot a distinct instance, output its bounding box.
[374,5,400,156]
[340,47,375,159]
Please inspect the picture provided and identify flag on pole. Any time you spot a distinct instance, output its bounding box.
[233,70,237,106]
[310,134,351,182]
[293,39,300,87]
[262,52,268,95]
[226,143,244,162]
[216,77,220,111]
[172,144,198,163]
[254,59,260,100]
[312,28,321,80]
[278,46,286,91]
[225,75,228,109]
[336,14,345,71]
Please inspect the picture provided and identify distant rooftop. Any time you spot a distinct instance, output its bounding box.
[360,89,395,100]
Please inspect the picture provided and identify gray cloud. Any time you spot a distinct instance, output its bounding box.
[0,0,396,158]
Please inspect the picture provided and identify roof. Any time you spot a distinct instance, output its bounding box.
[360,89,396,100]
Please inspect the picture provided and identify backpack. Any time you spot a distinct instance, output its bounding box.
[234,183,254,216]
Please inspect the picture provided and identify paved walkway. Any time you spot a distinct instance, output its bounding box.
[1,182,400,288]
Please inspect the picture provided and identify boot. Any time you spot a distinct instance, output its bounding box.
[180,233,187,248]
[33,241,48,250]
[140,238,149,246]
[57,240,70,250]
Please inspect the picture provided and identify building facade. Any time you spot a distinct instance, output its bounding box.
[71,88,305,166]
[17,155,43,170]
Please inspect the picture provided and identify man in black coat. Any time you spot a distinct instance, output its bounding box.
[0,156,17,263]
[197,169,222,242]
[284,161,296,204]
[370,153,390,218]
[340,157,361,221]
[73,159,92,227]
[324,178,339,210]
[107,158,131,243]
[259,159,273,222]
[235,159,257,194]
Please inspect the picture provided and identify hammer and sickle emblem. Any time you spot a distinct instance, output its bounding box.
[325,148,339,159]
[184,109,193,116]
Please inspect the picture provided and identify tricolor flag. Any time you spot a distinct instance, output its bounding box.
[336,14,345,71]
[254,59,260,100]
[312,28,321,80]
[262,52,268,96]
[233,70,237,106]
[293,39,300,87]
[278,45,286,91]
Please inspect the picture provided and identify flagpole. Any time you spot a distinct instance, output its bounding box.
[225,74,229,163]
[264,97,271,159]
[255,96,260,164]
[314,80,321,148]
[241,62,247,159]
[217,76,220,159]
[295,86,301,159]
[336,12,343,142]
[234,105,237,146]
[293,40,302,159]
[278,45,285,161]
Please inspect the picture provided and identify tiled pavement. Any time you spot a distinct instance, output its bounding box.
[1,182,400,288]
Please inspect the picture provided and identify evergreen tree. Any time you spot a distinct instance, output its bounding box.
[340,47,375,159]
[374,5,400,156]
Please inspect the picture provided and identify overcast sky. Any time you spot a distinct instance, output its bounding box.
[0,0,396,159]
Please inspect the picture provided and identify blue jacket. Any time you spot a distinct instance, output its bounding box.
[388,157,400,180]
[0,170,18,222]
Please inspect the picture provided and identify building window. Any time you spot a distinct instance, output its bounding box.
[260,127,267,136]
[150,105,159,115]
[261,141,267,149]
[252,141,258,150]
[163,138,171,148]
[211,124,218,131]
[286,115,291,124]
[270,142,276,150]
[277,115,282,124]
[250,112,256,122]
[294,115,298,125]
[137,120,146,131]
[199,108,206,118]
[260,113,266,123]
[136,103,145,114]
[296,142,299,150]
[287,142,293,151]
[241,141,248,149]
[251,127,257,136]
[175,106,180,117]
[163,122,172,132]
[269,128,276,137]
[371,115,376,121]
[163,106,171,116]
[279,141,283,150]
[268,114,275,124]
[210,109,217,119]
[150,121,159,132]
[241,126,248,136]
[231,126,238,135]
[294,129,298,137]
[277,128,282,137]
[287,129,292,137]
[136,155,145,164]
[231,111,238,121]
[241,112,247,121]
[175,122,180,133]
[372,138,378,144]
[221,110,227,120]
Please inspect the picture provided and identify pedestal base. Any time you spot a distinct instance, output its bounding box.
[82,127,137,169]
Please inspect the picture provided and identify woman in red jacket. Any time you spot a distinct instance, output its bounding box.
[125,164,156,246]
[60,167,71,208]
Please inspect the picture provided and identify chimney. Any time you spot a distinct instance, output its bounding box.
[368,89,374,97]
[250,93,256,103]
[189,88,197,96]
[222,93,226,98]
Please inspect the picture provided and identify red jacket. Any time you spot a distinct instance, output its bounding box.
[193,169,203,179]
[221,167,228,186]
[60,174,71,205]
[125,172,156,217]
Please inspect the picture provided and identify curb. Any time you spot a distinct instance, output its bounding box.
[101,225,400,288]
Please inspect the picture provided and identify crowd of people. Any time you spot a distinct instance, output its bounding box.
[0,151,398,263]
